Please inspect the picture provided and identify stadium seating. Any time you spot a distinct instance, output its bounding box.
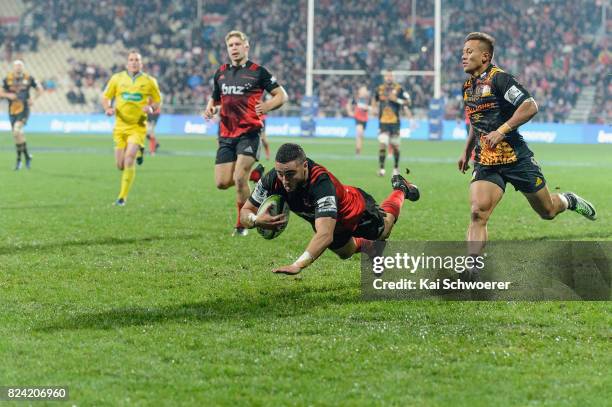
[0,0,606,123]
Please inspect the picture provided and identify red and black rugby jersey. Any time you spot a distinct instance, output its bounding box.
[212,60,279,138]
[249,159,366,232]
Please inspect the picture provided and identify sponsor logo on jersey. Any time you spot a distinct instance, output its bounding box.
[121,92,143,101]
[222,83,245,95]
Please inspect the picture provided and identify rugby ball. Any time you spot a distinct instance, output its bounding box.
[256,194,290,240]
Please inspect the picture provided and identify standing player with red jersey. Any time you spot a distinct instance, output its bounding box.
[204,31,288,236]
[240,143,420,275]
[346,85,370,155]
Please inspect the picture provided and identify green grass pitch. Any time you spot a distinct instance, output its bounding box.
[1,133,611,406]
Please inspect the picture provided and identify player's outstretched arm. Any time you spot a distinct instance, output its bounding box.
[273,216,336,275]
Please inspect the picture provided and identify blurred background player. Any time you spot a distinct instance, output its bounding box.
[204,30,288,236]
[102,50,161,206]
[240,143,420,275]
[146,105,161,156]
[259,92,273,160]
[260,116,271,160]
[345,85,370,155]
[458,32,597,259]
[372,70,412,176]
[1,60,43,170]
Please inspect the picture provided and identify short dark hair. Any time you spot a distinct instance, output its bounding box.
[276,143,306,164]
[464,32,495,59]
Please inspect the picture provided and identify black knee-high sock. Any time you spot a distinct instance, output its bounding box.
[393,147,400,169]
[22,142,29,158]
[379,149,386,169]
[15,144,23,161]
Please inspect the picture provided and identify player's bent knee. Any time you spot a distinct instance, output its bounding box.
[470,206,490,224]
[539,209,557,220]
[215,179,233,190]
[379,227,393,241]
[378,221,394,240]
[335,250,354,260]
[233,166,251,186]
[233,174,248,189]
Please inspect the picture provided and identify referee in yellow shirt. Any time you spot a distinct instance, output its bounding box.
[102,50,161,206]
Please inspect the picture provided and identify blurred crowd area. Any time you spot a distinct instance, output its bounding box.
[0,0,608,123]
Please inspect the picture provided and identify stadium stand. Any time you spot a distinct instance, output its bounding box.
[443,0,608,123]
[0,0,607,123]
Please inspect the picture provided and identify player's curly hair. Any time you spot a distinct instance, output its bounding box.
[276,143,306,164]
[464,32,495,60]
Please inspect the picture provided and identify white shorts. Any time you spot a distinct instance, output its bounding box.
[378,132,401,147]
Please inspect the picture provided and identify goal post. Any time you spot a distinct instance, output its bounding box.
[302,0,442,137]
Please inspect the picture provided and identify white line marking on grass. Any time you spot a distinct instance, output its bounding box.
[1,146,609,168]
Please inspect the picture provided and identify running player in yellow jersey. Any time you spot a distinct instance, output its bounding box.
[102,50,161,206]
